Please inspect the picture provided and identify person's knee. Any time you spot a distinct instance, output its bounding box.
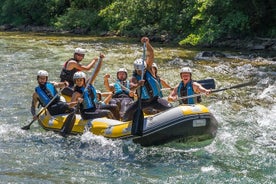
[107,111,115,119]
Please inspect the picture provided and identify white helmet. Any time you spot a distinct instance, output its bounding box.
[180,67,192,74]
[152,63,158,70]
[117,68,127,74]
[74,48,86,55]
[37,70,48,77]
[134,58,147,70]
[117,68,128,79]
[73,71,86,80]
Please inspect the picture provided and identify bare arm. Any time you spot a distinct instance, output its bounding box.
[129,76,140,91]
[193,82,211,94]
[168,85,179,102]
[66,58,98,71]
[31,92,39,119]
[103,93,113,104]
[52,81,69,88]
[68,91,82,108]
[103,74,115,92]
[160,78,172,89]
[141,37,154,71]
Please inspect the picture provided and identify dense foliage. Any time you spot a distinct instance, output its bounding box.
[0,0,275,45]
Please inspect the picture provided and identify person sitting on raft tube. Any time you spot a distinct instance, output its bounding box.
[122,37,172,122]
[168,67,211,104]
[104,68,135,119]
[151,62,173,97]
[70,71,120,120]
[31,70,73,120]
[59,48,101,97]
[143,62,174,115]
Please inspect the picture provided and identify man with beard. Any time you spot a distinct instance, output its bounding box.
[31,70,73,120]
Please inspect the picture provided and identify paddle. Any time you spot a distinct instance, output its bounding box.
[131,42,146,136]
[21,88,65,130]
[196,78,216,90]
[60,102,79,137]
[60,56,103,136]
[161,78,216,92]
[175,80,255,101]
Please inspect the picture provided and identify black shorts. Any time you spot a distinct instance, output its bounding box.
[48,101,73,116]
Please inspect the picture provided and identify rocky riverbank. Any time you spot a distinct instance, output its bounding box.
[1,24,275,53]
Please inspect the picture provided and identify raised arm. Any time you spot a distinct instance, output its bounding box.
[141,37,154,70]
[88,54,105,84]
[103,73,115,92]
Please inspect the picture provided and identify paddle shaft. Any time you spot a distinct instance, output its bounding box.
[175,81,254,101]
[211,81,254,93]
[161,87,173,91]
[85,57,102,90]
[131,42,146,136]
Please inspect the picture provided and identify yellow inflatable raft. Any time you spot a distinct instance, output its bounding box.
[38,104,218,146]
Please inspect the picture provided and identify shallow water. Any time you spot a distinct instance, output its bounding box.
[0,32,275,183]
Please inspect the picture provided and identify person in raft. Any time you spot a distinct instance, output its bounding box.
[168,67,211,104]
[70,71,120,120]
[143,62,174,115]
[122,37,172,121]
[31,70,73,120]
[59,48,102,96]
[103,68,135,119]
[151,62,173,97]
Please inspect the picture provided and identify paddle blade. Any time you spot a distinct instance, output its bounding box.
[131,109,144,136]
[21,125,30,130]
[196,78,216,89]
[21,119,36,130]
[60,112,76,137]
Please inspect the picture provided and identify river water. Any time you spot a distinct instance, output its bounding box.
[0,32,275,183]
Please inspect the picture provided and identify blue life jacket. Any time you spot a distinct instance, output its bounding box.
[114,80,130,96]
[35,82,57,106]
[156,76,164,97]
[177,81,197,104]
[134,70,161,100]
[81,85,97,110]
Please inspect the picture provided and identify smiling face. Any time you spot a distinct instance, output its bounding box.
[180,72,191,84]
[75,78,85,87]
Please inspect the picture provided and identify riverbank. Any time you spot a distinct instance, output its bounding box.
[1,24,275,54]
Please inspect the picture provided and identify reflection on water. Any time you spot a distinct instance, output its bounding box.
[0,32,275,183]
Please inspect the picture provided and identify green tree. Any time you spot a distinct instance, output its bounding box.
[0,0,59,26]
